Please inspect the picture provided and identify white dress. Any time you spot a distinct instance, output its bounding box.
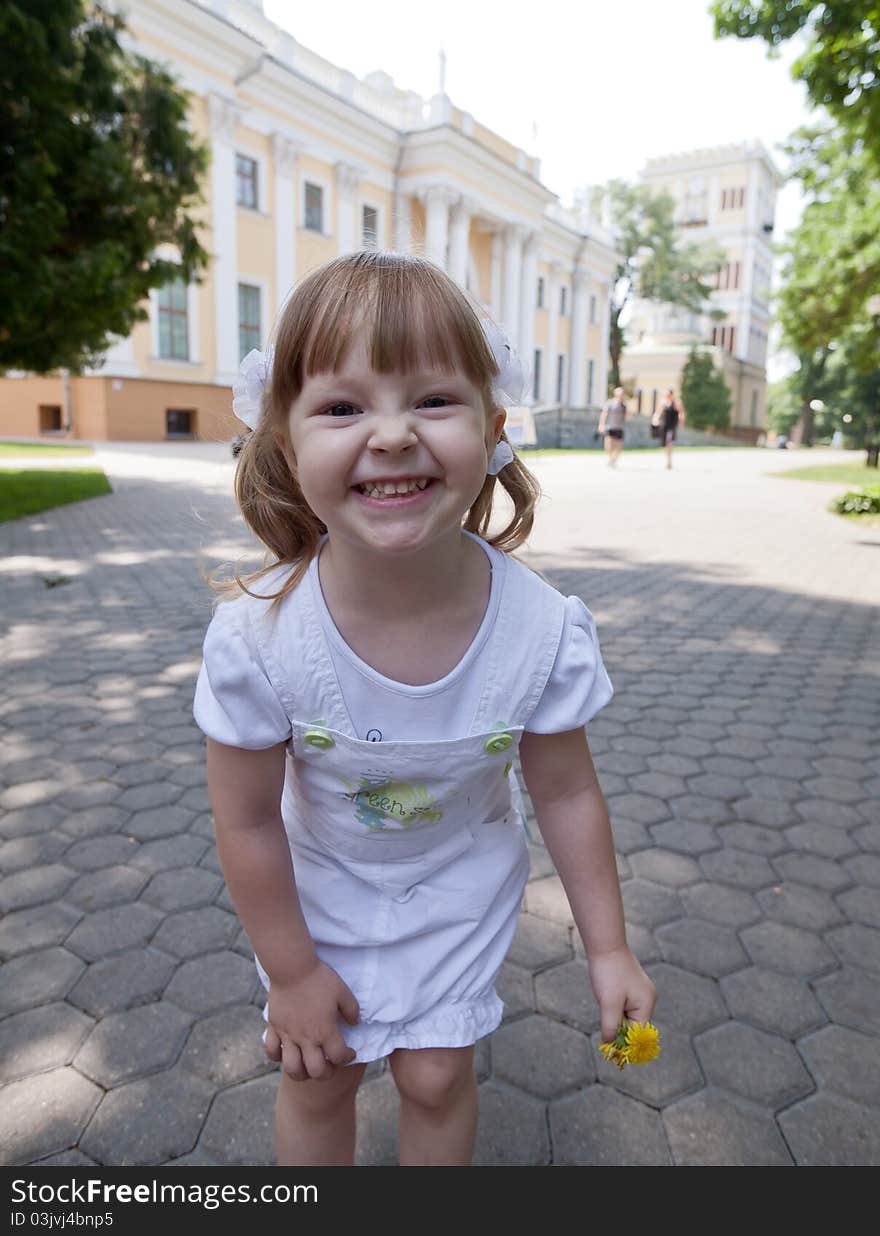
[194,532,612,1063]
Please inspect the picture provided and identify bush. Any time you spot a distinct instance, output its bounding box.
[830,485,880,516]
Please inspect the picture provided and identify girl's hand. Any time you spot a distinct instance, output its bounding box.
[264,959,360,1081]
[587,946,657,1043]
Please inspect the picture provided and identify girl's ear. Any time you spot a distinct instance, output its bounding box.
[492,407,507,444]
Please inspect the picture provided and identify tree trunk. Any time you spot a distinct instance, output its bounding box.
[608,313,623,394]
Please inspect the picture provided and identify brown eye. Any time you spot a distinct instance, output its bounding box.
[325,403,359,417]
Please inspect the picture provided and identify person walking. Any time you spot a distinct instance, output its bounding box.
[598,386,628,467]
[654,388,685,470]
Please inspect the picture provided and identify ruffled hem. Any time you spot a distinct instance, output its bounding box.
[260,991,503,1065]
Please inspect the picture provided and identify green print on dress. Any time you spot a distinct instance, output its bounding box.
[342,774,443,832]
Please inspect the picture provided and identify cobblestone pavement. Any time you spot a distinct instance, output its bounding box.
[1,443,878,1167]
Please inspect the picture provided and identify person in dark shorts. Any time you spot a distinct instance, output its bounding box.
[598,387,628,467]
[655,388,686,469]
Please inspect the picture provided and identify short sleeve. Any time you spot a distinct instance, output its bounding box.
[525,595,613,733]
[193,600,292,749]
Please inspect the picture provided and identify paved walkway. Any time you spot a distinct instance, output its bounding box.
[0,444,878,1166]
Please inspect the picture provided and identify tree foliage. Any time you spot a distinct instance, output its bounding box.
[680,347,732,431]
[594,181,722,390]
[0,1,210,374]
[711,2,880,160]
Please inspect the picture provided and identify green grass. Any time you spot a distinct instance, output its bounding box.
[770,462,879,485]
[0,440,94,458]
[0,468,112,523]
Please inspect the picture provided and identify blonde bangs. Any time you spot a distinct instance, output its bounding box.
[270,252,500,417]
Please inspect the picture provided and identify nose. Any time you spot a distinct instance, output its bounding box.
[366,410,418,455]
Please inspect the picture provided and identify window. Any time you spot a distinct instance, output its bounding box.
[236,154,258,209]
[166,409,195,437]
[532,349,542,401]
[721,186,745,210]
[238,284,261,362]
[559,285,567,316]
[305,182,324,232]
[536,277,545,309]
[587,359,594,405]
[39,405,62,433]
[362,204,379,247]
[158,278,188,361]
[589,294,597,325]
[556,354,565,402]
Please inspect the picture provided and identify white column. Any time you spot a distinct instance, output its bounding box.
[518,232,538,400]
[501,224,525,346]
[447,196,473,288]
[490,230,503,317]
[568,267,590,406]
[336,163,360,255]
[423,186,452,269]
[273,133,299,312]
[544,260,561,402]
[208,94,240,384]
[596,278,611,404]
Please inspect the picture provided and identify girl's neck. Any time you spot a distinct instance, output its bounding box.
[318,529,481,623]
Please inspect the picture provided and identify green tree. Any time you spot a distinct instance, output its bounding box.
[593,181,722,390]
[766,374,802,437]
[680,347,732,431]
[711,2,880,160]
[0,1,210,375]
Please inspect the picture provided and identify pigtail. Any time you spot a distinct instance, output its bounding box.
[464,432,542,552]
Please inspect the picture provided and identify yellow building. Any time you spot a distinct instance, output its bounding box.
[620,141,781,440]
[1,0,618,443]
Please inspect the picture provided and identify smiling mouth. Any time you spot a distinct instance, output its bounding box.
[356,478,433,498]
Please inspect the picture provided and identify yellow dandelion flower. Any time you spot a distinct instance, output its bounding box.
[623,1020,661,1065]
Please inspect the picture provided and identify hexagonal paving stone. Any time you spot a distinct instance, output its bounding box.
[0,902,82,958]
[0,947,85,1017]
[797,1025,880,1109]
[739,921,836,978]
[506,912,571,970]
[0,1067,102,1166]
[75,1000,193,1087]
[57,806,131,841]
[785,822,857,860]
[0,803,66,841]
[664,1087,793,1166]
[65,835,141,871]
[196,1071,279,1166]
[0,1002,94,1083]
[65,902,164,962]
[497,961,534,1021]
[836,885,880,929]
[68,946,178,1017]
[694,1021,813,1108]
[550,1084,671,1165]
[679,881,760,928]
[128,834,209,875]
[734,798,798,829]
[164,950,259,1015]
[142,866,223,912]
[802,777,865,805]
[125,805,194,842]
[0,864,77,913]
[0,831,71,874]
[843,852,880,887]
[609,816,652,854]
[606,793,670,825]
[671,796,729,825]
[756,882,845,933]
[151,906,239,959]
[178,1004,274,1087]
[650,819,719,855]
[354,1071,399,1166]
[630,850,702,888]
[717,821,788,856]
[814,965,880,1035]
[778,1092,880,1166]
[66,865,149,911]
[796,799,865,829]
[699,848,776,891]
[720,966,825,1039]
[592,1026,703,1107]
[825,923,880,974]
[535,959,600,1034]
[621,879,683,928]
[643,962,727,1033]
[80,1067,214,1166]
[524,875,574,925]
[492,1013,594,1098]
[472,1079,550,1166]
[772,852,850,892]
[656,918,748,977]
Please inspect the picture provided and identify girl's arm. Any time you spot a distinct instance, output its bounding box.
[518,728,656,1041]
[206,738,358,1077]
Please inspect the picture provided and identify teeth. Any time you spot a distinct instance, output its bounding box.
[360,478,430,498]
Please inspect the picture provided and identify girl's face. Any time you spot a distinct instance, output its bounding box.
[285,328,505,559]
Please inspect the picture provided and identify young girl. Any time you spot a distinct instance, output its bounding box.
[193,251,656,1167]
